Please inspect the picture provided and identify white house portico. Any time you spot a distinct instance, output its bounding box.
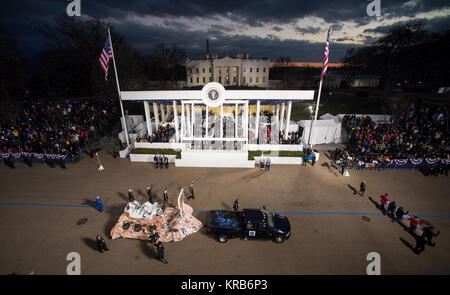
[120,82,314,167]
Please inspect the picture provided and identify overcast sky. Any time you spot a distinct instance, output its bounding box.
[1,0,449,62]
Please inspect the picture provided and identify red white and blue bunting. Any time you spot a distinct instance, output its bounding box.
[0,152,67,160]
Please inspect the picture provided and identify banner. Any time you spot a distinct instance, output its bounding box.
[0,152,67,161]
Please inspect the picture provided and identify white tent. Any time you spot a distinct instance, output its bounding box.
[298,119,342,145]
[319,113,335,120]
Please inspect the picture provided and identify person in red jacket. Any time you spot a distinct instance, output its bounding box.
[379,193,389,215]
[408,216,425,233]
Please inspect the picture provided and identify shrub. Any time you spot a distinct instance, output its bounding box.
[131,148,181,159]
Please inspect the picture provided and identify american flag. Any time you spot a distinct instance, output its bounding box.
[98,36,113,81]
[321,27,331,81]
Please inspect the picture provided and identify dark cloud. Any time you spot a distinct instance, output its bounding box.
[363,15,450,35]
[0,0,448,62]
[272,25,283,32]
[294,26,323,35]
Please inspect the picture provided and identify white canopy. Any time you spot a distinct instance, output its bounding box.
[298,119,342,145]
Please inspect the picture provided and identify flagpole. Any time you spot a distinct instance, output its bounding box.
[308,78,323,151]
[108,26,130,149]
[308,27,329,151]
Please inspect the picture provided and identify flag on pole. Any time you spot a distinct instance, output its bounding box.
[98,36,113,81]
[321,27,331,81]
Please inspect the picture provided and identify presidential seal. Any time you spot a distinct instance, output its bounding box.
[201,82,225,107]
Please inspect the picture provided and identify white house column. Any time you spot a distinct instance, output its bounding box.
[235,103,238,138]
[173,101,179,142]
[191,103,194,138]
[205,105,209,138]
[160,104,166,122]
[276,104,280,122]
[186,104,191,137]
[166,104,170,121]
[144,101,153,137]
[245,103,249,143]
[284,100,292,140]
[220,104,224,138]
[153,102,160,129]
[255,100,261,140]
[181,102,185,138]
[280,102,285,134]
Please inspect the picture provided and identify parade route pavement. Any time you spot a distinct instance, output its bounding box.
[0,149,449,275]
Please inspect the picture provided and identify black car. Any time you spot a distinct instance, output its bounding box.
[207,208,291,243]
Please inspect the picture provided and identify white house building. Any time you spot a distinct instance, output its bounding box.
[186,54,270,88]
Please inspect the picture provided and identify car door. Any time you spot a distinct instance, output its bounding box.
[244,221,257,240]
[257,220,271,239]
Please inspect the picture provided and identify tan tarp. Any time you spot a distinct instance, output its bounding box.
[110,203,202,242]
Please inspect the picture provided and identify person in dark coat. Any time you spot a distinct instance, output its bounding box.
[311,154,316,166]
[359,180,366,196]
[95,195,103,212]
[422,226,440,246]
[302,154,307,167]
[387,201,397,218]
[155,241,168,264]
[233,199,239,211]
[154,154,158,168]
[164,155,169,168]
[395,206,409,222]
[188,182,195,200]
[128,189,135,202]
[159,155,164,169]
[146,185,153,203]
[265,157,271,171]
[96,235,109,253]
[162,188,168,209]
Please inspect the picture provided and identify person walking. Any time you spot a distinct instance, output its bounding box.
[164,155,169,169]
[128,189,135,202]
[265,157,271,171]
[154,154,158,168]
[302,154,307,167]
[162,188,168,209]
[387,201,397,218]
[359,180,366,196]
[155,241,168,264]
[96,235,109,253]
[422,226,440,246]
[146,185,153,203]
[341,160,347,174]
[379,193,389,215]
[260,157,265,170]
[188,182,195,200]
[233,199,239,211]
[311,154,316,167]
[159,155,164,169]
[395,206,409,222]
[95,195,103,212]
[408,216,425,234]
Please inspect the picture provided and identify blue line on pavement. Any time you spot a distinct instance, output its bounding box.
[0,203,449,219]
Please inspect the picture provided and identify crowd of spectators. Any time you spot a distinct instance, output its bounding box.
[137,123,176,143]
[0,99,117,162]
[340,104,449,166]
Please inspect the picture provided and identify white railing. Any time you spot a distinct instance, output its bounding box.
[246,144,303,151]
